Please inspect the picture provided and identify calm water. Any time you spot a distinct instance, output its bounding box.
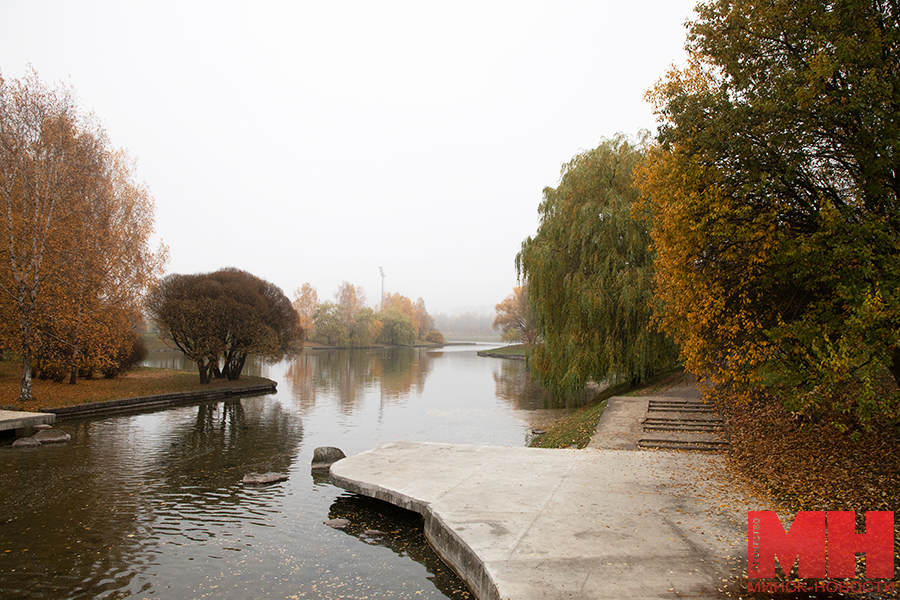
[0,346,573,599]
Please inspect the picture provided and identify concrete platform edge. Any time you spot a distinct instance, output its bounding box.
[330,464,501,600]
[425,509,500,600]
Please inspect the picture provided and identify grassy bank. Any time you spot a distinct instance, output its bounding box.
[477,344,527,359]
[0,361,273,413]
[529,382,630,449]
[529,369,688,449]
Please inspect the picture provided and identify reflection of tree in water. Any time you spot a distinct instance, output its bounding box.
[284,348,433,414]
[492,359,550,409]
[0,401,302,599]
[285,352,318,409]
[0,420,152,597]
[380,347,430,401]
[327,493,473,599]
[149,398,302,493]
[492,359,595,409]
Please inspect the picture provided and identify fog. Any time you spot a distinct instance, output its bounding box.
[0,0,695,314]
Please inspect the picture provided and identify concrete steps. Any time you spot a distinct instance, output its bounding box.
[639,397,728,452]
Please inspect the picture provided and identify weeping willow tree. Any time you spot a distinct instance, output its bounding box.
[516,135,678,399]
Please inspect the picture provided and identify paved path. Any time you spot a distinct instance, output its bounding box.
[329,378,767,599]
[589,375,728,452]
[0,409,55,432]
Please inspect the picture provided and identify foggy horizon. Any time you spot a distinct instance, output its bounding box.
[0,1,697,315]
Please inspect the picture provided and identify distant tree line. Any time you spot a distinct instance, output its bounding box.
[0,70,166,400]
[292,281,443,347]
[433,311,495,338]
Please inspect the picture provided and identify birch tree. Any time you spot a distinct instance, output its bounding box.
[0,70,165,400]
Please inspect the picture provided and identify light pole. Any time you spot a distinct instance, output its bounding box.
[379,266,385,311]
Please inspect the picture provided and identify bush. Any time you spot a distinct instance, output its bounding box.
[425,331,444,344]
[37,361,68,383]
[102,334,149,379]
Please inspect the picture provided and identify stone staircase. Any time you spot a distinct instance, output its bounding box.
[589,373,730,452]
[638,396,729,452]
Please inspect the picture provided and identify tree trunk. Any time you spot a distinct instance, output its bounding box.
[889,348,900,389]
[19,348,33,402]
[197,358,212,384]
[69,347,79,385]
[226,353,246,381]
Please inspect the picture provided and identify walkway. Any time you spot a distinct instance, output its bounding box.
[329,377,765,600]
[0,409,55,433]
[589,374,728,452]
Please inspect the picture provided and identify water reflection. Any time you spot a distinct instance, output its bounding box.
[143,349,266,378]
[285,348,433,413]
[0,397,303,599]
[1,346,573,599]
[327,494,473,599]
[492,358,551,409]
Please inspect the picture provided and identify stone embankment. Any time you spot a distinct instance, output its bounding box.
[42,381,277,419]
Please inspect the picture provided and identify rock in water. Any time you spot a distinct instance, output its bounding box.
[324,518,350,529]
[242,472,289,485]
[31,429,71,443]
[12,437,41,448]
[311,447,346,471]
[363,529,386,537]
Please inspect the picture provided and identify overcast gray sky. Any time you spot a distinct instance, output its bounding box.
[0,0,696,315]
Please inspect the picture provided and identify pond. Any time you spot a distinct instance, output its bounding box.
[0,345,580,599]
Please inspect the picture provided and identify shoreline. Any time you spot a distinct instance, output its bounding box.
[475,344,527,361]
[41,379,277,419]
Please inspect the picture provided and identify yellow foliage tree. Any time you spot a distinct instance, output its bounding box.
[0,70,165,400]
[639,0,900,422]
[292,282,319,339]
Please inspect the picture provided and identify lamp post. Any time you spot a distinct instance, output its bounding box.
[379,267,385,311]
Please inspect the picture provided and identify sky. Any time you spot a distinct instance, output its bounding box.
[0,0,697,315]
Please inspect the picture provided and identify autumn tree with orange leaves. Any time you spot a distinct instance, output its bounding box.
[493,286,535,343]
[292,282,319,339]
[639,0,900,423]
[0,70,166,401]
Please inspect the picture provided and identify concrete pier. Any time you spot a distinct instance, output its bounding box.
[0,410,55,435]
[330,438,762,600]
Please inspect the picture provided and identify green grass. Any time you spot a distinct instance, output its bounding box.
[529,368,686,449]
[479,344,527,356]
[529,382,630,449]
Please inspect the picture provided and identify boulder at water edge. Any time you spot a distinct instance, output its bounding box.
[31,429,71,443]
[242,472,289,485]
[12,437,41,448]
[311,446,346,471]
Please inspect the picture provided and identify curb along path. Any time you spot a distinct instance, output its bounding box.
[329,377,762,600]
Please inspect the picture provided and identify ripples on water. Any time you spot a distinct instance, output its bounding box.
[0,347,571,599]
